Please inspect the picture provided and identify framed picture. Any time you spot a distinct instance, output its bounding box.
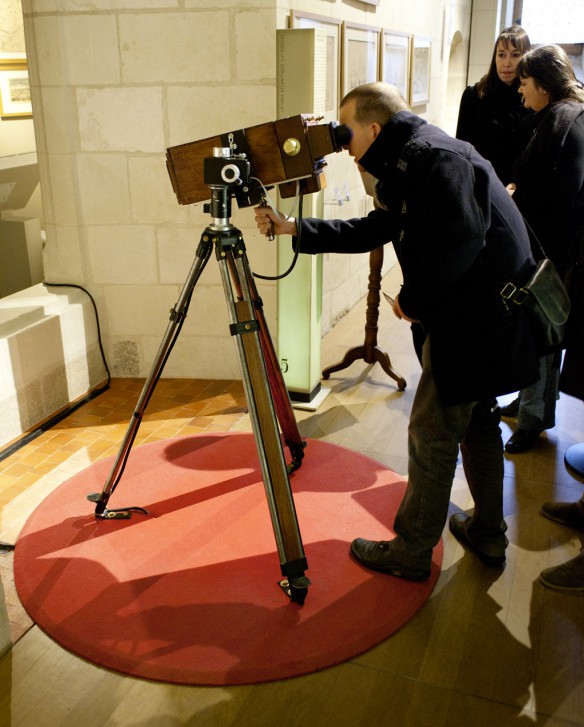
[0,57,32,118]
[380,30,411,103]
[290,11,341,120]
[341,22,380,96]
[410,36,431,106]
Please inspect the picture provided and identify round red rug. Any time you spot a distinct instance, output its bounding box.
[14,433,442,685]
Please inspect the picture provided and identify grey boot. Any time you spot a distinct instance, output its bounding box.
[539,550,584,592]
[540,500,584,533]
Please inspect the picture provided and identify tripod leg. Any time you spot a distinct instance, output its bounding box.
[87,236,214,519]
[230,258,306,471]
[217,237,309,603]
[256,314,306,472]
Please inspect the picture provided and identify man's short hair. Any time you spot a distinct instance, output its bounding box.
[340,82,409,126]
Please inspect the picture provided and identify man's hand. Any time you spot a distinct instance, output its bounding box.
[254,206,297,238]
[394,294,419,323]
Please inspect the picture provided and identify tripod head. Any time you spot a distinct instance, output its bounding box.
[166,114,351,208]
[202,147,253,229]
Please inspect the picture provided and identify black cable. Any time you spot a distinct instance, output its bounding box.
[43,281,112,386]
[253,195,304,281]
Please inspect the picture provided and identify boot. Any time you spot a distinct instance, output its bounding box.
[540,500,584,533]
[539,550,584,592]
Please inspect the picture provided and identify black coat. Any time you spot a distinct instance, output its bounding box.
[297,112,540,406]
[512,101,584,278]
[560,264,584,402]
[456,80,533,185]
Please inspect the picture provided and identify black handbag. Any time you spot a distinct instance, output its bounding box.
[500,218,571,350]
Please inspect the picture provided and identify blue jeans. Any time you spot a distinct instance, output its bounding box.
[392,340,506,570]
[516,353,559,431]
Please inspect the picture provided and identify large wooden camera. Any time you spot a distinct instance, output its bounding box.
[166,115,350,207]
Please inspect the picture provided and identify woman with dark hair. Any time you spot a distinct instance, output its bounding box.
[456,25,533,184]
[503,44,584,453]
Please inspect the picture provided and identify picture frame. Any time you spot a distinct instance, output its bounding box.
[380,30,411,103]
[290,11,342,120]
[341,21,380,96]
[0,57,32,119]
[410,36,431,106]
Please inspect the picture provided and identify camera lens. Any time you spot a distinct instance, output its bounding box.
[221,164,242,184]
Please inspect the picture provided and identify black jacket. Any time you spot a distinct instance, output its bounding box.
[560,262,584,402]
[456,80,533,185]
[512,101,584,278]
[296,112,540,406]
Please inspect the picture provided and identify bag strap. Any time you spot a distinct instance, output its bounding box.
[499,213,546,311]
[519,213,547,262]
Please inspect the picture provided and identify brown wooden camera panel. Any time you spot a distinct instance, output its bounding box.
[166,115,335,206]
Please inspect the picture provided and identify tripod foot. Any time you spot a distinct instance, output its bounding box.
[286,441,307,474]
[96,507,150,520]
[87,492,150,520]
[279,577,311,605]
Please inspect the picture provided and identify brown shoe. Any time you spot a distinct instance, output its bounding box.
[349,538,430,581]
[540,500,584,533]
[539,551,584,592]
[449,513,507,567]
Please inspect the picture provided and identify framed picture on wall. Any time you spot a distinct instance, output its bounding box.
[410,36,431,106]
[341,21,380,96]
[0,56,32,119]
[290,10,342,120]
[380,30,411,103]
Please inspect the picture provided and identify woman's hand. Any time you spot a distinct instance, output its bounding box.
[506,183,516,196]
[254,206,297,238]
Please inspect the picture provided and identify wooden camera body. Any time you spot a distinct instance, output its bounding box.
[166,115,347,206]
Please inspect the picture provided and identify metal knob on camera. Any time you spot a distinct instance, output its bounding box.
[283,138,301,156]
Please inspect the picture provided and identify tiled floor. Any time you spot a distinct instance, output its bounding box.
[0,378,248,503]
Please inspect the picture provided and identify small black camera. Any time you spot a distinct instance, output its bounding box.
[203,153,251,188]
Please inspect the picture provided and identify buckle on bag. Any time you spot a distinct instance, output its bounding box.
[500,282,529,306]
[500,282,517,301]
[513,287,530,305]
